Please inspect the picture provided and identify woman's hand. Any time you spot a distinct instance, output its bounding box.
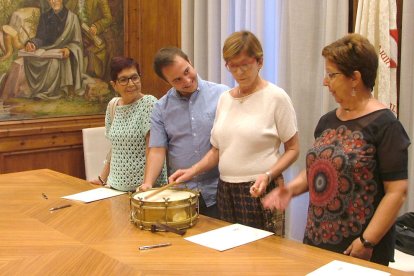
[138,183,152,192]
[168,167,197,184]
[261,186,293,211]
[90,178,105,186]
[343,237,373,261]
[250,174,269,197]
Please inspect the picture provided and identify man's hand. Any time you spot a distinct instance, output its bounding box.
[168,167,196,184]
[25,41,36,52]
[89,25,97,36]
[61,48,70,58]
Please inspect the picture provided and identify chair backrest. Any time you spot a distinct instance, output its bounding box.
[82,126,111,180]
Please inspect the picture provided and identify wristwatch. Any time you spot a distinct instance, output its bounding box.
[359,235,375,248]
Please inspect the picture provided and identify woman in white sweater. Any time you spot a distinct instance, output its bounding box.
[169,31,299,234]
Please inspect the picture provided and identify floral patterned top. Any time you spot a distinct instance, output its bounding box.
[303,108,410,264]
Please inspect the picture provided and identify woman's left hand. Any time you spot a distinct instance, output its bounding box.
[250,174,269,197]
[343,237,373,261]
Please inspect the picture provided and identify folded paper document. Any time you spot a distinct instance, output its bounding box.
[62,187,126,203]
[18,48,63,59]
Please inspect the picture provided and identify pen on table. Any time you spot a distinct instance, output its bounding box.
[42,193,48,200]
[139,242,171,250]
[49,204,71,211]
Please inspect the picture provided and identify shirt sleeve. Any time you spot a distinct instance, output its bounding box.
[274,89,298,143]
[210,94,224,149]
[149,100,168,148]
[377,120,411,181]
[142,96,156,136]
[105,102,111,139]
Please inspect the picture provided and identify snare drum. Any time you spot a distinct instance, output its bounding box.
[130,188,199,230]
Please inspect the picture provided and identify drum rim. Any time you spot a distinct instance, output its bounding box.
[131,188,199,203]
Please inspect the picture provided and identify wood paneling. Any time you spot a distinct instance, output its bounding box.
[0,115,105,177]
[0,0,181,178]
[129,0,181,99]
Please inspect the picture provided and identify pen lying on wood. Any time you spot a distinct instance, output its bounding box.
[49,204,71,211]
[139,242,171,250]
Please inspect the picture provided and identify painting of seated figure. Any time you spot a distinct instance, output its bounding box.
[0,0,124,121]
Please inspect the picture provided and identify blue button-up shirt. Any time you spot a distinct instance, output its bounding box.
[149,76,229,206]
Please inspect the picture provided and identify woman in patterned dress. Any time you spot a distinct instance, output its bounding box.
[262,33,410,266]
[90,57,166,191]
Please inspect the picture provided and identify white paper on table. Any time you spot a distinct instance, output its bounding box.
[184,223,273,251]
[306,260,390,276]
[62,187,126,203]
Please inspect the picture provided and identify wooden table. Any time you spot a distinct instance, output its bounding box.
[0,169,409,275]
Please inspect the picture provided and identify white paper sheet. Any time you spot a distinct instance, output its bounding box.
[306,260,390,276]
[184,223,273,251]
[62,187,126,203]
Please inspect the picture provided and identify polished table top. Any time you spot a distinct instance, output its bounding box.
[0,169,409,275]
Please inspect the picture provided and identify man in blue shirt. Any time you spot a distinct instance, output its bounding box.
[141,47,229,218]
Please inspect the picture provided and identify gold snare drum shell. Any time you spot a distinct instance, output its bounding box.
[130,188,199,230]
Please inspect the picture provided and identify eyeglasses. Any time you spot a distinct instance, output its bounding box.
[116,74,141,86]
[325,72,343,80]
[225,58,257,73]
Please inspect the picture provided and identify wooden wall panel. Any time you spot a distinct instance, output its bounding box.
[0,116,105,177]
[135,0,181,99]
[1,146,85,177]
[0,0,181,179]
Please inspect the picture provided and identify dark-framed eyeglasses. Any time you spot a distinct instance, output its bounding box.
[325,72,343,80]
[117,74,141,86]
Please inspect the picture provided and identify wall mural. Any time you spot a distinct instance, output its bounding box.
[0,0,124,120]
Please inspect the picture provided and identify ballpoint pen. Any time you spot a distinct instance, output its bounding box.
[139,242,171,250]
[49,204,71,211]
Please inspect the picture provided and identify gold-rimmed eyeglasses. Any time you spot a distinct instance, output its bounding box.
[117,74,141,86]
[325,72,343,80]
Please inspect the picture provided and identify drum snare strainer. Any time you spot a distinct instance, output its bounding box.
[130,188,199,230]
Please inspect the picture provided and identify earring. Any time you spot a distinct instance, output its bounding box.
[351,87,356,97]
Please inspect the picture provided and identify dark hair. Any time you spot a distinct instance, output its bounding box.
[322,33,378,91]
[222,30,263,62]
[153,47,190,81]
[110,56,141,81]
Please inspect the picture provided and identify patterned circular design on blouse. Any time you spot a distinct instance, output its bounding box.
[305,126,376,245]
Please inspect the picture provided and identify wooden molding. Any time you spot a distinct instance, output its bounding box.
[0,115,105,139]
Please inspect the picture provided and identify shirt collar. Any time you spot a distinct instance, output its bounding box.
[47,6,68,21]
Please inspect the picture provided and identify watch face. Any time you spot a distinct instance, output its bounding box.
[363,241,373,247]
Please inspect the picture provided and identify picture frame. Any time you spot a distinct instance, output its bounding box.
[0,0,125,121]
